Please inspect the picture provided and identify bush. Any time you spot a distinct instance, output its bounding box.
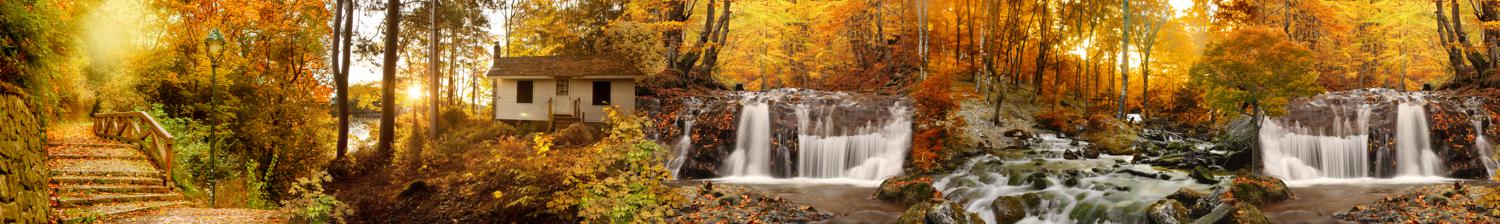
[281,172,352,223]
[547,107,684,223]
[911,73,966,173]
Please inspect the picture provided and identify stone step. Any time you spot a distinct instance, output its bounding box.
[51,169,162,178]
[52,176,165,186]
[47,158,161,175]
[55,200,189,223]
[57,184,172,194]
[55,193,184,208]
[46,143,137,148]
[48,153,149,160]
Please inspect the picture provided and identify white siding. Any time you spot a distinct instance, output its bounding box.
[492,78,636,123]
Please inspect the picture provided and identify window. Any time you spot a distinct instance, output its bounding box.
[592,81,611,105]
[557,80,569,95]
[516,80,533,104]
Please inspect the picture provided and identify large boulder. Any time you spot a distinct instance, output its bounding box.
[897,199,985,224]
[990,195,1028,224]
[1227,174,1291,206]
[876,175,938,205]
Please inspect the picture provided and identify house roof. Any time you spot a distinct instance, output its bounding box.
[486,55,646,79]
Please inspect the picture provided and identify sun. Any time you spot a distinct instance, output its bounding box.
[406,85,424,102]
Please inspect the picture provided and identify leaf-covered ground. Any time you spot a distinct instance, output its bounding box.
[106,207,291,223]
[1334,182,1500,223]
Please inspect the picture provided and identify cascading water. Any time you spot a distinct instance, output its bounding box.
[1474,120,1497,179]
[1259,90,1447,182]
[1394,100,1444,177]
[933,134,1210,224]
[723,99,775,177]
[714,89,912,185]
[794,104,911,180]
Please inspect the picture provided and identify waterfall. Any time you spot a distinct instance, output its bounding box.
[717,90,912,183]
[1475,120,1497,179]
[1394,101,1443,177]
[1259,93,1446,181]
[794,104,911,180]
[667,118,694,179]
[724,99,774,177]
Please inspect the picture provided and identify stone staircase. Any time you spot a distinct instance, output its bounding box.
[46,141,188,222]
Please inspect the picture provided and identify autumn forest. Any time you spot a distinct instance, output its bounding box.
[4,0,1500,223]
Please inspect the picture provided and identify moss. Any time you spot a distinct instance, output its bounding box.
[876,175,937,205]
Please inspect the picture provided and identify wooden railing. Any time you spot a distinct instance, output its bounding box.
[546,98,587,131]
[93,111,174,185]
[571,98,584,122]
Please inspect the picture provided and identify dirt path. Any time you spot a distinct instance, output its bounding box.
[105,207,291,224]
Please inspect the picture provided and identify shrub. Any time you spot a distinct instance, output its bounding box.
[281,171,352,224]
[910,73,966,173]
[546,107,684,223]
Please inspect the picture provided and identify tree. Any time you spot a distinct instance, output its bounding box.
[1190,26,1321,173]
[378,0,401,164]
[1117,0,1130,119]
[1131,0,1171,119]
[332,0,355,162]
[1434,0,1500,87]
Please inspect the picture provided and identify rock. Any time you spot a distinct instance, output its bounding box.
[0,84,47,224]
[1147,199,1189,224]
[1026,173,1052,190]
[876,175,937,205]
[1167,188,1206,211]
[1193,203,1270,224]
[1228,174,1292,206]
[990,196,1027,224]
[897,200,984,224]
[1191,167,1219,184]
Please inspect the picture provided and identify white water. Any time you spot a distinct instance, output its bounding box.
[1475,120,1498,179]
[1260,98,1447,182]
[719,93,912,184]
[934,153,1208,223]
[723,100,775,177]
[667,118,695,179]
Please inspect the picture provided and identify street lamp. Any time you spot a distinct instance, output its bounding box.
[204,28,225,208]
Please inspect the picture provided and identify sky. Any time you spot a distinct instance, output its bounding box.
[347,8,511,84]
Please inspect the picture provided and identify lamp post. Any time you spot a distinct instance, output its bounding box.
[204,28,226,208]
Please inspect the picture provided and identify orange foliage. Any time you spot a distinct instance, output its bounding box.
[910,73,963,172]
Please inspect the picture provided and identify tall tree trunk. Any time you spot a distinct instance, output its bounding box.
[1117,0,1130,119]
[429,0,440,140]
[332,0,348,161]
[378,0,401,164]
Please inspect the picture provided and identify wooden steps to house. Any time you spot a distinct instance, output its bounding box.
[46,139,189,222]
[551,114,583,130]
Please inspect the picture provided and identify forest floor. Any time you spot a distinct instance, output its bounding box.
[105,207,290,223]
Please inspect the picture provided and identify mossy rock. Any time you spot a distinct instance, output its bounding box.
[897,200,984,224]
[1228,174,1291,206]
[1225,203,1270,224]
[876,175,937,205]
[990,195,1027,224]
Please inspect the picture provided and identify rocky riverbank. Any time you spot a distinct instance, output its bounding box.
[1332,182,1500,223]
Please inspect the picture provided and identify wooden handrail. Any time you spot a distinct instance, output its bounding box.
[547,98,555,131]
[93,111,175,186]
[572,98,583,121]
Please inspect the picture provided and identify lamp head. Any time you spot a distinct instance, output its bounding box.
[205,29,226,60]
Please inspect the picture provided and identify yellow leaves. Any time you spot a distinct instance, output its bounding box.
[492,190,504,199]
[533,134,554,156]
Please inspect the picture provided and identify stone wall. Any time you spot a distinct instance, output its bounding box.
[0,83,48,223]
